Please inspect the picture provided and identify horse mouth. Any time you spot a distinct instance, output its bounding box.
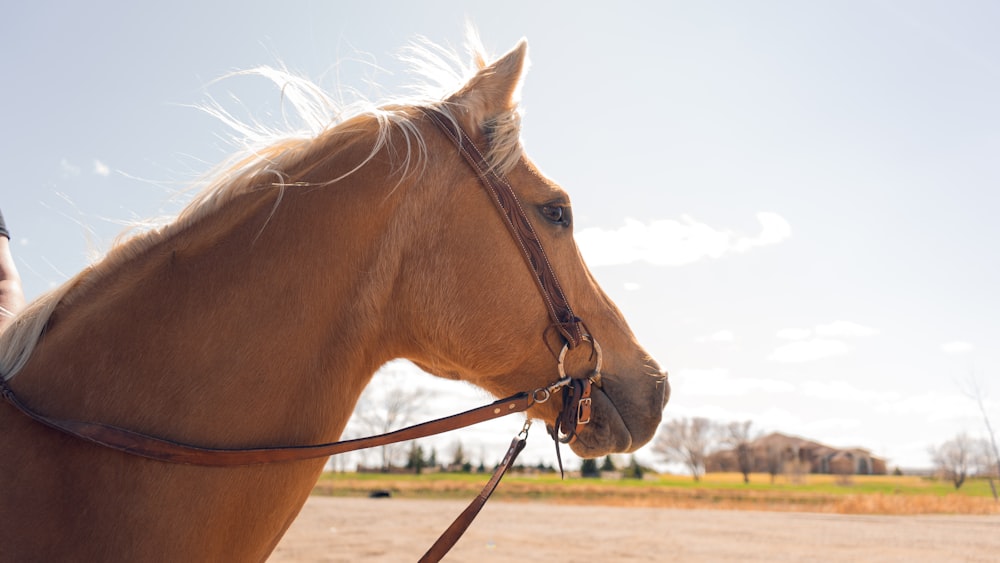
[566,372,670,458]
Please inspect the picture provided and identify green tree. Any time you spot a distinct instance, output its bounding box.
[600,455,616,472]
[580,458,600,478]
[622,455,644,480]
[450,440,466,471]
[405,442,426,474]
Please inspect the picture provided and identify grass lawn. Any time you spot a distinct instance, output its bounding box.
[313,471,1000,515]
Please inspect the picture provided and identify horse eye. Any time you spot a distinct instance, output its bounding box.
[541,205,570,226]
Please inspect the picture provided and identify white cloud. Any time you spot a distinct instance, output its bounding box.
[699,329,735,343]
[941,341,974,355]
[733,212,792,252]
[575,212,791,267]
[672,367,794,396]
[623,282,641,291]
[802,417,863,432]
[874,391,977,422]
[768,339,851,363]
[770,321,877,363]
[799,380,899,403]
[816,320,879,338]
[59,158,81,178]
[753,408,804,432]
[776,327,812,340]
[93,159,110,177]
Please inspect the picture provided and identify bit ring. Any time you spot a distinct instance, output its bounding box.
[556,335,603,387]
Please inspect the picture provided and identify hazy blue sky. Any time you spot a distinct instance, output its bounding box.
[3,1,998,469]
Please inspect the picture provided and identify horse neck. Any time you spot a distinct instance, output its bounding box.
[16,145,408,449]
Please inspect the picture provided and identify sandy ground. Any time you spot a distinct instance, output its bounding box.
[270,496,1000,562]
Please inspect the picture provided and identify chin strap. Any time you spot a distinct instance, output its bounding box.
[546,376,594,479]
[555,377,593,444]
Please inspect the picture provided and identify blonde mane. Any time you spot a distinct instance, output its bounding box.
[0,32,525,382]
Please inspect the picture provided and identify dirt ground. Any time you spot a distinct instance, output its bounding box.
[270,496,1000,562]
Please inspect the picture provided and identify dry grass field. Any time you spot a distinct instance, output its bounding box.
[311,471,1000,515]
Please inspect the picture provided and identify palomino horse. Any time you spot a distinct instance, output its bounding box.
[0,38,669,561]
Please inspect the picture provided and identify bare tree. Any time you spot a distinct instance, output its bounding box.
[930,433,976,489]
[974,440,998,480]
[349,374,428,471]
[962,375,1000,501]
[724,420,759,484]
[652,417,717,481]
[765,444,785,485]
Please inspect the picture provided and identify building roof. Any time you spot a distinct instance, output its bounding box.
[750,432,882,461]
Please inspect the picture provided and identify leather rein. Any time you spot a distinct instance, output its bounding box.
[0,106,601,562]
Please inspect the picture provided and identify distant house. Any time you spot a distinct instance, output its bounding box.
[705,432,887,476]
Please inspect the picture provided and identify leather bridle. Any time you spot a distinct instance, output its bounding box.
[0,106,603,562]
[420,107,602,445]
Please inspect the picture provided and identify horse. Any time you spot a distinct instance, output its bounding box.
[0,36,669,561]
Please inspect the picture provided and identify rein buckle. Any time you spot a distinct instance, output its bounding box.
[577,396,592,425]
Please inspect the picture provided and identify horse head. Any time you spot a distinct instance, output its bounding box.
[392,41,670,458]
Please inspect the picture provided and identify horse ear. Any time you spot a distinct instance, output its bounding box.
[446,40,528,133]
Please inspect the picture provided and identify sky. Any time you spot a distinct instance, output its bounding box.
[3,1,998,471]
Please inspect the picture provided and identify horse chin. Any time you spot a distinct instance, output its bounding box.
[566,372,670,459]
[565,386,635,458]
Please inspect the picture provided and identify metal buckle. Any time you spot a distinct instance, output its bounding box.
[577,397,592,425]
[532,376,571,404]
[518,419,532,439]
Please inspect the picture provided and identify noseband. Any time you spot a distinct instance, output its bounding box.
[0,106,603,562]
